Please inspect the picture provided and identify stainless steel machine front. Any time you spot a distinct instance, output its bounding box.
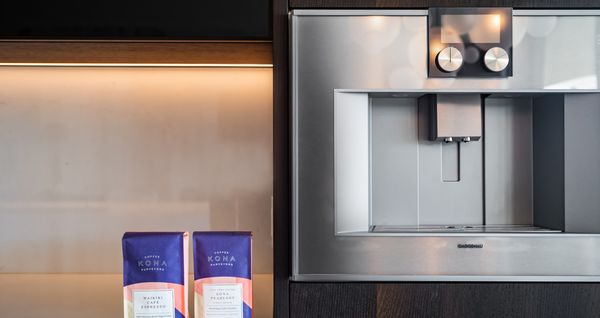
[291,10,600,281]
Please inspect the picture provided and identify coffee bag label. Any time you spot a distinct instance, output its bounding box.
[202,283,243,318]
[133,290,175,318]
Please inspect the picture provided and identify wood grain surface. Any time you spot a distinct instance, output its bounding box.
[0,41,272,64]
[291,283,378,317]
[273,0,292,317]
[290,282,600,318]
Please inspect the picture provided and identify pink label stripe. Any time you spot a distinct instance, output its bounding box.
[124,282,187,316]
[194,277,252,308]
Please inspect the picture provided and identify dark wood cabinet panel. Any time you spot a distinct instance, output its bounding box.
[273,0,291,316]
[1,0,271,39]
[378,283,600,318]
[290,283,378,317]
[290,0,600,8]
[290,282,600,318]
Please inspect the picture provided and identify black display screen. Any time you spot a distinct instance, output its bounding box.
[441,14,501,44]
[0,0,271,39]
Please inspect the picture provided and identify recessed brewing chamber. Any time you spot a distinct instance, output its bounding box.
[335,91,599,235]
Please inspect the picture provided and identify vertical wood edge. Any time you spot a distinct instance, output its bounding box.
[273,0,291,317]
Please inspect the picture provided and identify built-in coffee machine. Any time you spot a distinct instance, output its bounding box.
[291,9,600,280]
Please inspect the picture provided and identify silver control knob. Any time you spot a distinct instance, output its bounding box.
[484,47,510,72]
[436,47,463,73]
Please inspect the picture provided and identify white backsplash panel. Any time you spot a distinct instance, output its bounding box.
[0,67,273,275]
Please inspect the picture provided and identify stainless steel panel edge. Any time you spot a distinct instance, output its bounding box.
[291,10,428,16]
[291,10,600,281]
[335,89,600,94]
[292,9,600,16]
[292,275,600,282]
[291,13,300,277]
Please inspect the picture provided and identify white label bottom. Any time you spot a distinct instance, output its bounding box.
[203,283,243,318]
[133,289,175,318]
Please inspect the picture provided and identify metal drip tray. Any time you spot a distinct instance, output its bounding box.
[370,225,562,233]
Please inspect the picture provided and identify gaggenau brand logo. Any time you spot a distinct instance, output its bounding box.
[208,250,236,267]
[457,243,484,249]
[137,255,168,272]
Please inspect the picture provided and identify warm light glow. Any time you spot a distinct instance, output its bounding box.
[430,43,446,56]
[367,16,386,30]
[492,15,502,29]
[0,63,273,68]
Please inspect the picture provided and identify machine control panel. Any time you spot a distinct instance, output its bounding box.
[428,8,513,78]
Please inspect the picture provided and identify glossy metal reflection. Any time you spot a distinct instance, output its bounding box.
[436,46,464,72]
[484,47,510,72]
